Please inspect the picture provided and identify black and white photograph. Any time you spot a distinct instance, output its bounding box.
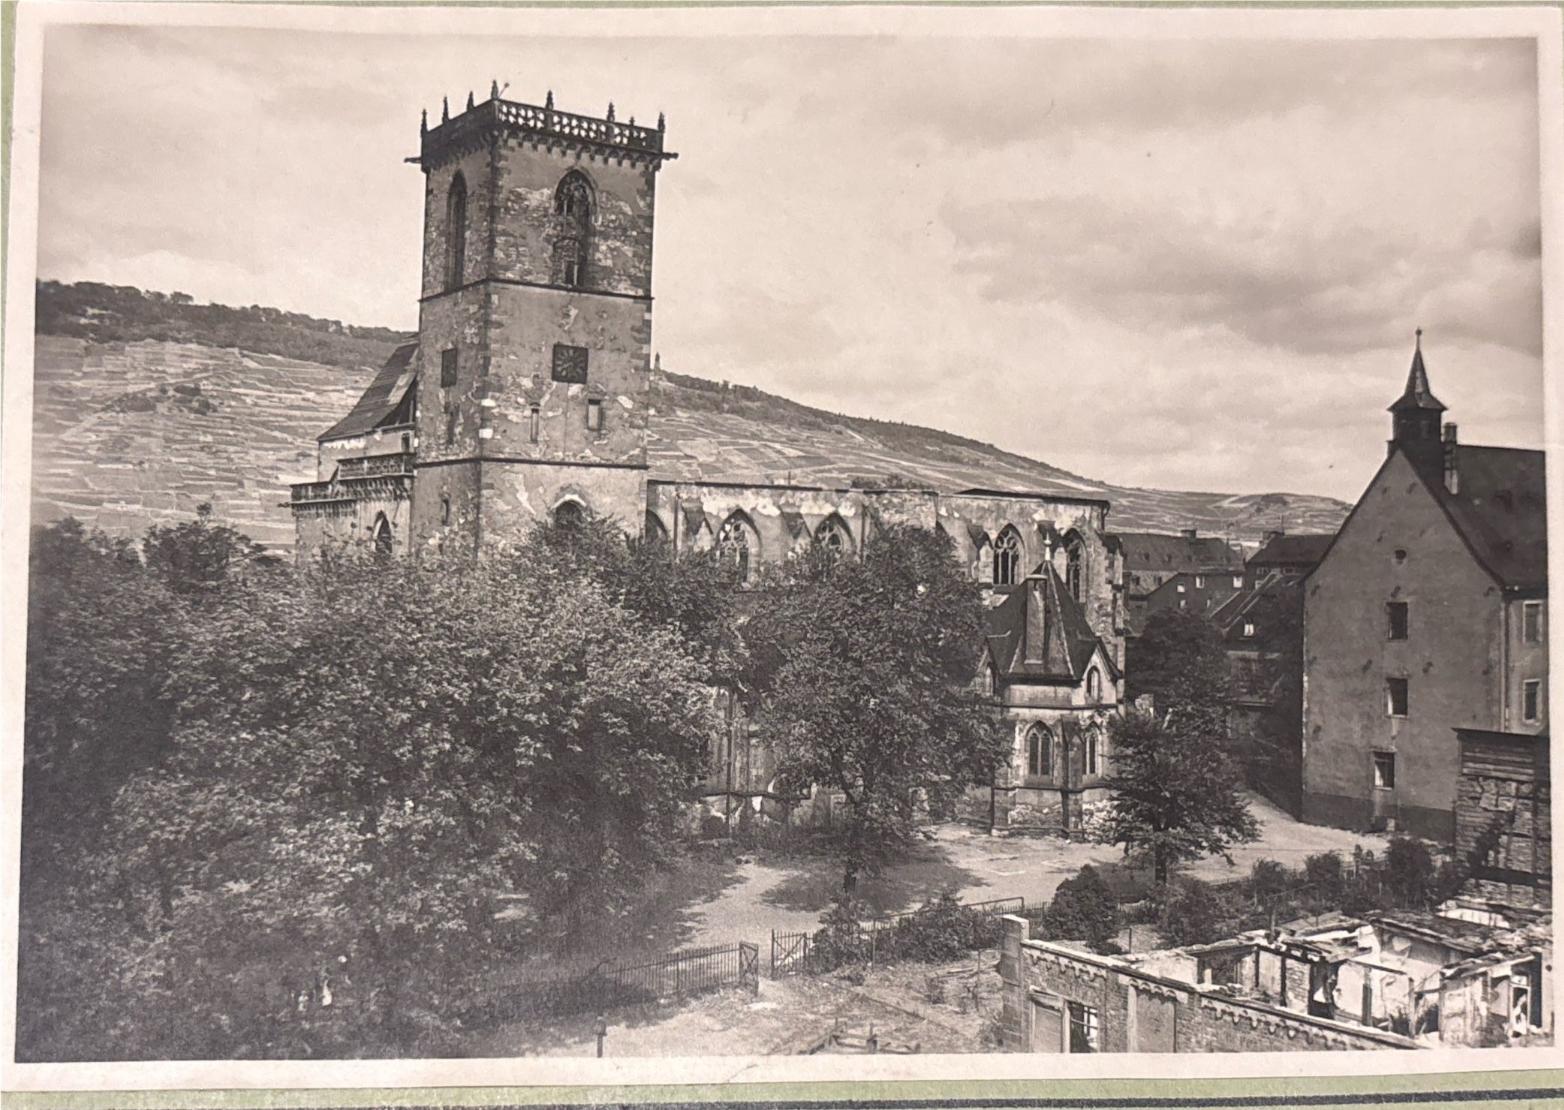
[2,0,1560,1087]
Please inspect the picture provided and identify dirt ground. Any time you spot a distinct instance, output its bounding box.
[466,953,1006,1058]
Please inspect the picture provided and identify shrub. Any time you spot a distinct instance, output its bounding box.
[811,897,872,972]
[1248,859,1292,900]
[882,894,1004,963]
[1303,851,1345,893]
[1385,837,1438,907]
[1158,878,1242,946]
[1043,865,1121,952]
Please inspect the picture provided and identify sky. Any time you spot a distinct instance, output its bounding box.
[35,22,1546,502]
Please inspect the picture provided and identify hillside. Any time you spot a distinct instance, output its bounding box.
[28,284,1351,550]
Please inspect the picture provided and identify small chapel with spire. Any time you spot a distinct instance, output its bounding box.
[1301,333,1548,850]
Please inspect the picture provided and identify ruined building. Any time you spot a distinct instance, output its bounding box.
[286,87,1127,822]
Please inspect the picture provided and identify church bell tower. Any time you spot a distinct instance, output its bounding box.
[408,87,677,552]
[1388,328,1447,473]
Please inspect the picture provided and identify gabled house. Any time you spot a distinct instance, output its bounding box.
[1301,335,1548,840]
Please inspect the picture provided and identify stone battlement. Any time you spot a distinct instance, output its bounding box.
[419,90,674,169]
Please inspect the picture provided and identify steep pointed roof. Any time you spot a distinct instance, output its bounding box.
[1388,331,1446,413]
[985,562,1115,683]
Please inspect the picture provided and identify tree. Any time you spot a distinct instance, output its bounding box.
[18,546,722,1060]
[1093,705,1259,883]
[1043,865,1121,952]
[1125,607,1230,724]
[142,502,278,600]
[744,522,1007,892]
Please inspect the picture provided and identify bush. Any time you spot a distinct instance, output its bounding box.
[1043,865,1121,952]
[811,898,872,972]
[1303,851,1345,893]
[1385,837,1438,907]
[1248,859,1292,900]
[1158,878,1242,946]
[882,894,1005,963]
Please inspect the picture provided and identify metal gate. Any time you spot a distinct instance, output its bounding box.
[771,929,812,978]
[738,941,760,994]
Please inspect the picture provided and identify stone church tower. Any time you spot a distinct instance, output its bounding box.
[409,88,677,552]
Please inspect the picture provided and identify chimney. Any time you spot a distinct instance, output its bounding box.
[1443,423,1459,494]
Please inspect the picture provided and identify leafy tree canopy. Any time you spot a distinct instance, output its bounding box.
[743,521,1008,891]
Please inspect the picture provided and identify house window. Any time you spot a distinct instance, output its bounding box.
[586,399,603,432]
[1242,621,1256,638]
[993,527,1022,586]
[552,343,589,384]
[440,347,458,388]
[1524,601,1544,644]
[529,404,540,443]
[445,172,467,290]
[1026,724,1053,779]
[1373,751,1396,790]
[1387,677,1409,718]
[1524,679,1542,724]
[444,409,457,446]
[1067,1002,1101,1053]
[1176,582,1186,594]
[440,494,451,526]
[1195,575,1205,588]
[400,432,412,453]
[1233,575,1244,589]
[1387,601,1409,640]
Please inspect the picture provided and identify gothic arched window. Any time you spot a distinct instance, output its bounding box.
[1026,723,1053,779]
[815,515,850,561]
[993,526,1023,586]
[1086,665,1102,702]
[372,512,394,558]
[445,172,467,291]
[1085,726,1102,777]
[552,171,593,288]
[554,499,586,528]
[718,512,758,582]
[1065,534,1085,602]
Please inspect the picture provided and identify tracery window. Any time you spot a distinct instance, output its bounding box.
[993,526,1022,586]
[719,512,757,582]
[815,516,850,561]
[445,173,467,291]
[1026,723,1053,779]
[1065,535,1085,602]
[552,171,593,288]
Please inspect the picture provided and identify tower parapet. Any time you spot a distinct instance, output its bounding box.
[418,93,676,172]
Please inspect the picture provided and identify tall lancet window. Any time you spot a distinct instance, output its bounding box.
[993,526,1022,586]
[552,171,594,288]
[445,173,468,291]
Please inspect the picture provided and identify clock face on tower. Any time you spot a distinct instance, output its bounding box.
[552,343,589,384]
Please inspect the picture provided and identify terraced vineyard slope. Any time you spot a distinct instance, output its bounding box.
[30,330,1351,552]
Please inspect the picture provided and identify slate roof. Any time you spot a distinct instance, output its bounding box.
[1109,531,1243,574]
[986,562,1115,684]
[1433,444,1548,591]
[1388,341,1446,413]
[1248,533,1335,570]
[319,341,419,442]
